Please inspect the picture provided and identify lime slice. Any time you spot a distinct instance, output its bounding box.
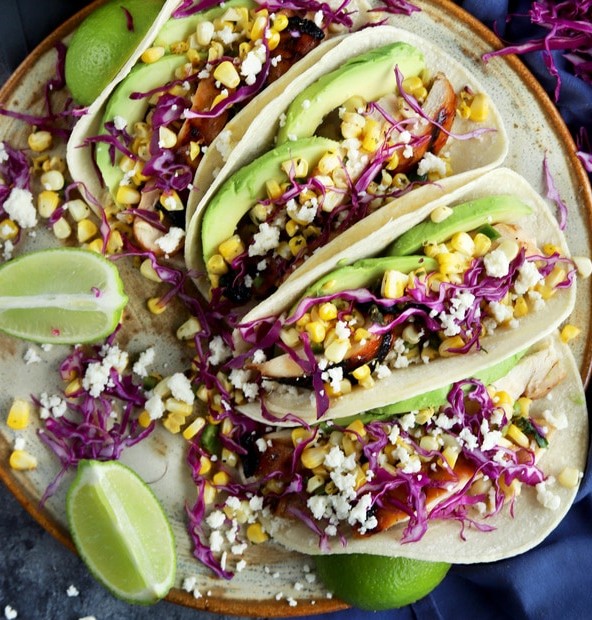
[0,248,128,344]
[315,554,450,611]
[67,459,176,605]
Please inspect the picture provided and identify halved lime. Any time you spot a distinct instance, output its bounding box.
[67,460,176,605]
[315,553,450,611]
[0,248,128,344]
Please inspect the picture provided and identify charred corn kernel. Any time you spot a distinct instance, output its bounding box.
[214,61,240,89]
[282,156,308,178]
[77,219,98,243]
[141,46,165,64]
[561,324,581,343]
[472,232,492,257]
[546,265,567,289]
[392,173,410,190]
[9,450,37,471]
[515,397,532,418]
[64,378,83,397]
[285,219,300,237]
[219,235,245,262]
[437,252,466,275]
[40,170,64,191]
[506,423,530,448]
[7,399,31,430]
[106,229,124,254]
[138,410,153,428]
[170,40,189,54]
[37,190,60,218]
[207,254,229,275]
[28,130,52,152]
[196,20,214,46]
[0,219,18,240]
[306,475,325,494]
[147,296,167,315]
[512,296,528,318]
[52,218,71,240]
[558,466,581,489]
[318,302,338,322]
[247,522,268,544]
[177,316,201,340]
[352,364,371,382]
[402,324,423,345]
[250,14,268,41]
[450,231,475,256]
[346,419,366,438]
[265,179,282,200]
[291,427,313,447]
[324,339,350,364]
[116,185,141,205]
[469,93,489,122]
[301,446,327,469]
[439,335,465,357]
[250,202,269,223]
[423,242,445,258]
[317,152,341,176]
[441,445,459,469]
[305,321,326,344]
[340,121,363,139]
[381,270,409,299]
[139,258,162,283]
[288,235,306,256]
[430,205,453,223]
[573,256,592,278]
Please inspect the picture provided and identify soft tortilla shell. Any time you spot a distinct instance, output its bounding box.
[185,22,509,298]
[262,335,588,564]
[237,168,576,425]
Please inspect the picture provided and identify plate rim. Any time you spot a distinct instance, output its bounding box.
[0,0,590,617]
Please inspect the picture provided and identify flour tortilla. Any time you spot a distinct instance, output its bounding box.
[185,22,509,299]
[262,335,589,564]
[236,168,576,425]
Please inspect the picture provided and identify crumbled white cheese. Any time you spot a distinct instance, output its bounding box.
[168,372,195,405]
[248,222,280,257]
[214,129,234,162]
[417,152,447,177]
[39,393,67,419]
[4,606,17,620]
[66,585,80,597]
[483,248,511,278]
[3,188,37,228]
[23,347,41,365]
[536,479,561,511]
[155,227,185,255]
[208,336,232,365]
[132,347,155,378]
[113,115,128,131]
[145,394,165,420]
[514,260,543,295]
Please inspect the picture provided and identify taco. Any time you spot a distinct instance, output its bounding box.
[228,168,584,425]
[248,333,588,564]
[66,0,377,255]
[185,24,508,304]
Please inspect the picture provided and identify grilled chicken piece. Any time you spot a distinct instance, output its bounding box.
[492,223,540,256]
[395,72,457,173]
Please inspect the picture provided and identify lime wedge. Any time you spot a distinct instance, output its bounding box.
[67,460,176,605]
[0,248,128,344]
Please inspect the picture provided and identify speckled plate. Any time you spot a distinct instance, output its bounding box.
[0,1,591,617]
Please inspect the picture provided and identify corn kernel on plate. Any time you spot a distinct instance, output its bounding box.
[0,0,591,617]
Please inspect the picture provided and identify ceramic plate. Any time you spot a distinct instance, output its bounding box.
[0,0,590,617]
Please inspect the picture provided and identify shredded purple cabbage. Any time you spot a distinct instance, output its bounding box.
[543,155,569,230]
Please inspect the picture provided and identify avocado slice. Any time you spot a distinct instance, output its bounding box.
[386,195,533,257]
[299,255,438,301]
[95,54,187,199]
[201,136,339,266]
[153,0,255,50]
[328,349,526,428]
[276,42,425,144]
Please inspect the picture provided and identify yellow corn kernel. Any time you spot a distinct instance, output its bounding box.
[439,336,465,357]
[86,238,104,254]
[515,397,532,418]
[207,42,224,62]
[493,391,513,406]
[285,219,300,238]
[449,231,475,257]
[212,470,230,487]
[306,474,325,494]
[419,435,439,452]
[247,522,269,544]
[282,156,308,178]
[196,20,215,46]
[170,40,189,54]
[165,399,193,417]
[361,117,381,153]
[317,152,341,175]
[158,126,178,149]
[352,364,371,382]
[301,446,327,470]
[104,229,122,254]
[250,14,268,41]
[37,190,60,218]
[42,155,65,172]
[147,296,167,315]
[0,218,18,240]
[141,45,166,64]
[469,93,489,122]
[7,399,31,430]
[441,445,459,469]
[340,119,363,139]
[324,339,350,363]
[291,427,313,447]
[64,378,83,397]
[560,324,581,343]
[305,321,326,344]
[163,416,182,434]
[535,283,555,300]
[402,324,423,345]
[385,151,400,171]
[346,419,366,438]
[265,178,283,200]
[513,296,529,318]
[219,234,245,262]
[273,12,289,31]
[181,416,205,441]
[401,75,423,94]
[77,219,98,244]
[437,252,466,275]
[429,205,453,223]
[472,232,492,257]
[207,253,229,275]
[296,312,311,328]
[381,270,409,299]
[64,199,90,222]
[28,130,52,152]
[557,466,581,489]
[506,423,530,448]
[546,266,567,289]
[138,410,153,428]
[52,217,71,240]
[177,316,201,340]
[198,455,212,475]
[213,60,241,89]
[499,477,522,499]
[9,450,37,471]
[318,302,338,322]
[139,258,161,283]
[416,407,435,425]
[203,481,217,504]
[267,30,281,50]
[40,170,65,191]
[288,235,306,256]
[279,327,300,348]
[116,185,141,205]
[353,328,371,342]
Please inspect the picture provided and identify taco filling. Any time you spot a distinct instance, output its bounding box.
[200,44,494,305]
[228,195,576,420]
